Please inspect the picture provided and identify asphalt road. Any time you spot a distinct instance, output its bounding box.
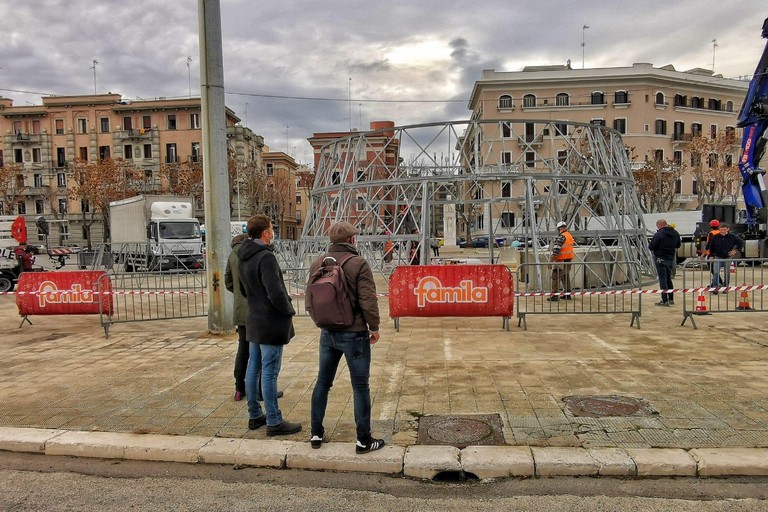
[2,452,768,512]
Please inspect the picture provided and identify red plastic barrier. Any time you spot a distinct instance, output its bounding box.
[389,265,513,319]
[15,271,113,317]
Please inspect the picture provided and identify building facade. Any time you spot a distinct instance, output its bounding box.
[0,93,278,245]
[467,62,749,227]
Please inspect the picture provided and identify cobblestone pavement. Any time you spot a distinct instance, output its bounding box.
[2,293,768,451]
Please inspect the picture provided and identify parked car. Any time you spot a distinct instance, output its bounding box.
[459,236,500,248]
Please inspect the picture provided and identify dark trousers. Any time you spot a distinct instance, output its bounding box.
[550,260,572,294]
[655,258,674,303]
[311,330,372,443]
[234,325,250,393]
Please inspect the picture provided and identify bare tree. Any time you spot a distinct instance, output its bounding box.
[0,163,23,215]
[632,159,684,213]
[160,160,205,207]
[685,130,741,207]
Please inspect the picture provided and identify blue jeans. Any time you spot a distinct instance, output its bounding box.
[311,330,372,442]
[711,258,730,289]
[246,343,284,426]
[655,258,674,303]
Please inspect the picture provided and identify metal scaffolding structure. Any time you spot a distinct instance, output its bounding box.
[297,119,656,287]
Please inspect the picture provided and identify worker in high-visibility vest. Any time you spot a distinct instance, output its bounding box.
[547,221,575,302]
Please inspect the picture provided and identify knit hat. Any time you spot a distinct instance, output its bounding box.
[709,219,720,227]
[328,222,358,242]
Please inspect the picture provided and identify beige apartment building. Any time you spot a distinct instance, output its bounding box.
[0,93,296,245]
[467,62,749,225]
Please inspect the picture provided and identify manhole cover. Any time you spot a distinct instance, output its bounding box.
[563,395,656,418]
[417,414,506,448]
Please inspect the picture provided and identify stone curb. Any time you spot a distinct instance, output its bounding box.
[2,427,768,479]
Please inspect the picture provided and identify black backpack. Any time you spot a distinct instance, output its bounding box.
[306,253,356,329]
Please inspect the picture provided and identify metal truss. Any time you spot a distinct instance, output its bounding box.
[298,120,656,287]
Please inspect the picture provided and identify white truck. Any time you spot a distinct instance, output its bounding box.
[109,195,204,272]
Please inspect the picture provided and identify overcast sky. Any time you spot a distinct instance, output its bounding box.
[1,1,765,166]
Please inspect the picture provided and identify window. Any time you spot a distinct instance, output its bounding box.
[99,146,110,160]
[692,123,702,137]
[708,153,718,168]
[708,180,716,194]
[296,194,302,205]
[17,201,26,214]
[673,121,684,140]
[57,173,66,187]
[332,171,340,185]
[591,91,604,105]
[726,100,734,112]
[725,126,736,141]
[674,94,686,107]
[525,151,535,168]
[77,118,87,134]
[691,96,703,109]
[56,148,65,167]
[501,122,511,138]
[557,150,568,167]
[55,119,64,135]
[692,179,699,195]
[165,143,177,163]
[35,200,44,214]
[100,118,110,133]
[525,122,536,141]
[14,148,23,163]
[79,147,88,160]
[614,90,629,104]
[501,181,512,198]
[190,113,200,129]
[191,142,200,162]
[674,150,682,166]
[555,93,570,106]
[675,179,682,194]
[726,154,734,167]
[123,116,133,130]
[654,149,664,162]
[501,151,512,164]
[655,92,665,105]
[32,148,41,163]
[0,150,3,167]
[523,94,536,108]
[124,145,133,159]
[12,120,22,134]
[143,144,152,159]
[356,196,366,211]
[498,95,512,109]
[710,124,718,139]
[34,174,43,187]
[58,199,68,214]
[501,212,515,228]
[167,114,177,130]
[613,118,626,134]
[554,122,568,136]
[266,163,274,176]
[708,98,721,110]
[655,119,667,135]
[143,115,151,129]
[81,200,90,213]
[691,152,701,167]
[32,120,41,134]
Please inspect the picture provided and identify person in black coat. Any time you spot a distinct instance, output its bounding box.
[238,214,301,437]
[648,219,681,306]
[707,224,744,292]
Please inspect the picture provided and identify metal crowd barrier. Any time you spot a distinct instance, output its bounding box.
[680,257,768,329]
[98,268,309,338]
[515,260,643,330]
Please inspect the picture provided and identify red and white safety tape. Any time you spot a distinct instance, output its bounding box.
[1,285,766,297]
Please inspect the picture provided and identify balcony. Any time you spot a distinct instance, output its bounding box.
[123,129,151,140]
[516,134,543,147]
[7,132,44,145]
[672,133,692,142]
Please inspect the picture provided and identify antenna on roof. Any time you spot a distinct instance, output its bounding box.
[581,25,589,69]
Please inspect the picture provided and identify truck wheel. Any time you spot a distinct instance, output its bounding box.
[0,272,15,293]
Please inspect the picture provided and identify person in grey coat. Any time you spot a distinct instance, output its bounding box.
[224,234,250,401]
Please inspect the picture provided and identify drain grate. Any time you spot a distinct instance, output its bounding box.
[563,395,656,418]
[417,414,506,448]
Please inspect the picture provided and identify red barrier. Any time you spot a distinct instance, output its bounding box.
[388,265,514,330]
[15,271,113,321]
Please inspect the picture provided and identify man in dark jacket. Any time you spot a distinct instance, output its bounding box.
[648,218,681,306]
[307,221,385,454]
[238,215,300,437]
[707,224,744,293]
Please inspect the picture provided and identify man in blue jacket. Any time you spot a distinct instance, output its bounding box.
[238,214,300,436]
[648,219,681,307]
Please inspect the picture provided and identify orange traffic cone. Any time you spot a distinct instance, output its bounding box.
[736,283,753,311]
[692,291,711,315]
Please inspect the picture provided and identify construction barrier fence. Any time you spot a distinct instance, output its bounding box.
[515,261,643,330]
[680,258,768,330]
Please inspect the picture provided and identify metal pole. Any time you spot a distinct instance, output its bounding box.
[198,0,233,333]
[581,25,589,69]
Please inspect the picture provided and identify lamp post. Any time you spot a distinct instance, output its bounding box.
[90,59,98,94]
[187,56,193,98]
[581,25,589,69]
